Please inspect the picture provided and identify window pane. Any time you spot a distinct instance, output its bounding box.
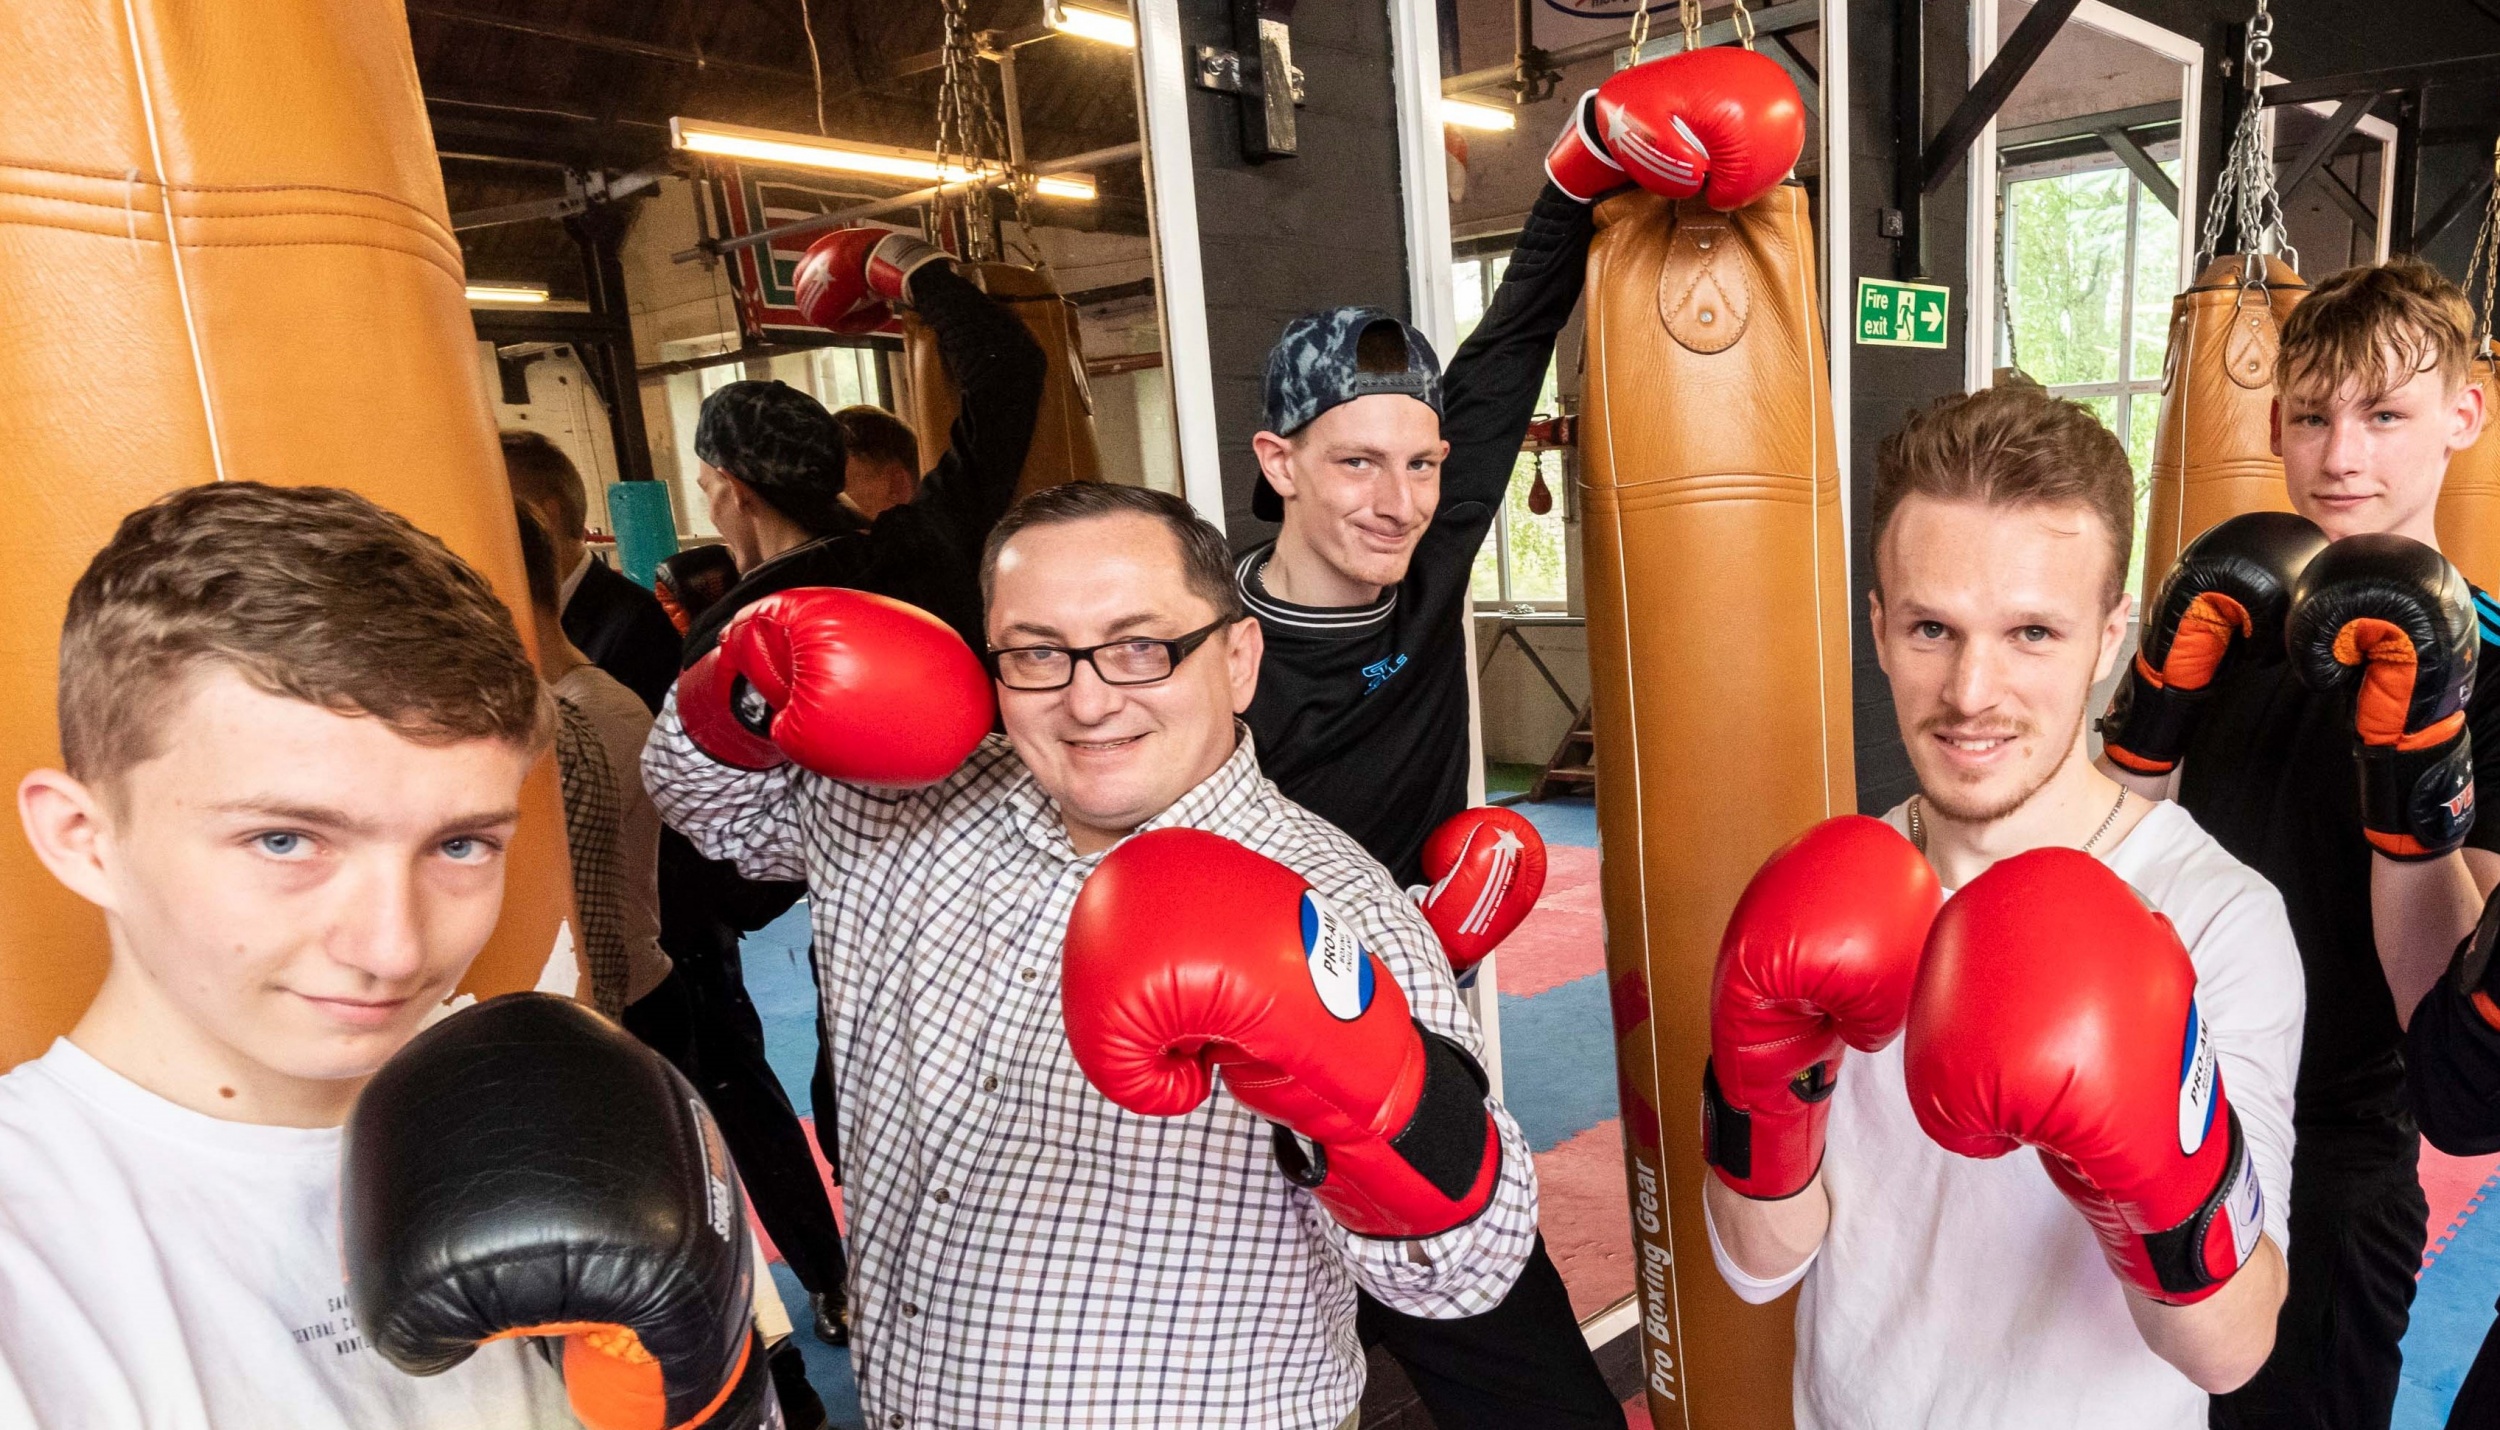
[2006,170,2131,387]
[2127,389,2163,598]
[1502,452,1567,603]
[1472,516,1502,603]
[1452,258,1486,337]
[2131,161,2184,383]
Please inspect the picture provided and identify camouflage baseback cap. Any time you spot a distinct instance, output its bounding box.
[693,379,849,534]
[1254,306,1444,522]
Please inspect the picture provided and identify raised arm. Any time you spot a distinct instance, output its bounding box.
[1434,183,1596,522]
[900,262,1047,556]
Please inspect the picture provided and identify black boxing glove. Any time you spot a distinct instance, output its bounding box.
[344,994,777,1430]
[2288,534,2480,860]
[656,544,741,637]
[2102,512,2327,775]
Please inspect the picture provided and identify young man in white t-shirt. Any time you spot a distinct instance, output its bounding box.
[0,485,581,1428]
[1700,383,2305,1429]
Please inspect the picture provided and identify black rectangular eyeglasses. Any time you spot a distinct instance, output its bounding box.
[985,618,1230,691]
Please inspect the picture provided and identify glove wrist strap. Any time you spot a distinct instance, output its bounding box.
[1701,1057,1827,1201]
[2098,663,2203,775]
[2131,1109,2263,1304]
[1268,1025,1500,1239]
[2356,733,2475,860]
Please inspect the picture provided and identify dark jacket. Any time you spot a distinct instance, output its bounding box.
[683,262,1046,663]
[563,556,683,715]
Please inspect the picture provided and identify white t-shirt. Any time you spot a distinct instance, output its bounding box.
[0,1040,577,1430]
[1706,800,2304,1430]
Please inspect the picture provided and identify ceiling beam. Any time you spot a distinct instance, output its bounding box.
[2096,125,2179,216]
[2260,54,2500,109]
[2276,93,2376,207]
[409,4,815,82]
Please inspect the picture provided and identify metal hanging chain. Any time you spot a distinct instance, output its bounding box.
[2198,0,2294,272]
[2464,140,2500,353]
[1629,0,1754,59]
[932,0,1016,263]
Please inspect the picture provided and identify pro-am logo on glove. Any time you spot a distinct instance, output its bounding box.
[2176,999,2219,1156]
[1299,891,1375,1021]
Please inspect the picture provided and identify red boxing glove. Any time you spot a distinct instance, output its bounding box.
[1580,46,1805,211]
[1543,88,1629,203]
[1062,829,1501,1238]
[1905,849,2266,1305]
[676,587,993,785]
[1416,806,1547,976]
[792,227,948,335]
[1702,816,1941,1200]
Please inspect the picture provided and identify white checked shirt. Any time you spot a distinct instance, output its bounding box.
[644,707,1537,1430]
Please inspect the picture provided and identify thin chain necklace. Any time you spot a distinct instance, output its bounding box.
[1909,785,2130,858]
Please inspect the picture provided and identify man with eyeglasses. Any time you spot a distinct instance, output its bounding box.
[643,480,1537,1429]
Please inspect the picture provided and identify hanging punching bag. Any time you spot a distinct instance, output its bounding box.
[2137,255,2308,608]
[0,0,579,1069]
[1582,182,1853,1428]
[903,261,1103,496]
[2438,345,2500,592]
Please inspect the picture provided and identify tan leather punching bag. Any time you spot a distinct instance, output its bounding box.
[2437,346,2500,593]
[0,0,579,1068]
[1581,184,1853,1428]
[2138,255,2309,608]
[903,261,1103,496]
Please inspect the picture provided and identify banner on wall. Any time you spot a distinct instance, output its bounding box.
[702,168,908,346]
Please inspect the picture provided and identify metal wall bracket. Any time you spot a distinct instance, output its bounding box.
[1191,2,1305,161]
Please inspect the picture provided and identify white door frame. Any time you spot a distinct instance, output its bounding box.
[1383,0,1513,1101]
[1132,0,1227,529]
[1964,0,2205,391]
[1824,3,1853,594]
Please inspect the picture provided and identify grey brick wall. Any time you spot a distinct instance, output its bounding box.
[1176,0,1415,541]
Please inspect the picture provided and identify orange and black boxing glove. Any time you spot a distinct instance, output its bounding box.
[344,995,776,1430]
[654,545,740,637]
[2100,512,2327,776]
[2289,534,2480,860]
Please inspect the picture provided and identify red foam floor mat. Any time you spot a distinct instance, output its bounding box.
[1496,845,1605,999]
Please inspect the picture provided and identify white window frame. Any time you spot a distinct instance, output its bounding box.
[1998,153,2177,458]
[1132,0,1225,528]
[1965,0,2204,393]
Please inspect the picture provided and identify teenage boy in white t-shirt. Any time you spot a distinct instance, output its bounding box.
[0,485,579,1428]
[1701,383,2304,1429]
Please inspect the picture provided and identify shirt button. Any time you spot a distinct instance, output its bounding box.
[902,1302,920,1318]
[1019,968,1037,981]
[932,1188,951,1204]
[889,1417,904,1428]
[982,1076,999,1092]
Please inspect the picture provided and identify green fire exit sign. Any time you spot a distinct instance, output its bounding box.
[1855,277,1952,348]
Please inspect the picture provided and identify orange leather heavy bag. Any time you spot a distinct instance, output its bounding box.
[903,261,1102,496]
[0,0,578,1068]
[2138,255,2309,608]
[2436,346,2500,592]
[1581,184,1853,1428]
